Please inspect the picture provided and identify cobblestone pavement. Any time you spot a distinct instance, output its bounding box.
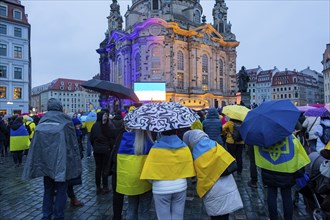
[0,147,313,220]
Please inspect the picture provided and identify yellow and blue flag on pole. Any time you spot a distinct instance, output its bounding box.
[254,135,310,173]
[116,132,153,195]
[140,135,196,180]
[193,139,235,198]
[10,125,30,151]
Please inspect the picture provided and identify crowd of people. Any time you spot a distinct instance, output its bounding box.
[1,98,330,220]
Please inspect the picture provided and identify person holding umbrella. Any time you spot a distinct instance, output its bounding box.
[239,100,311,220]
[221,105,250,175]
[124,102,198,220]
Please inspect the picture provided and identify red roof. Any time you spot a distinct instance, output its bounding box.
[50,78,87,92]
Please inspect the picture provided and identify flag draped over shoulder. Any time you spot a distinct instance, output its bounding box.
[140,135,195,180]
[193,140,235,198]
[116,132,152,195]
[10,126,30,151]
[254,135,310,173]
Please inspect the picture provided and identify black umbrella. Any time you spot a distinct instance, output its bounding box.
[80,79,139,102]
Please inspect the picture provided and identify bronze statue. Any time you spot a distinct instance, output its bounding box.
[238,66,249,92]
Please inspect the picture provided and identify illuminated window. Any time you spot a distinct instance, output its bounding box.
[0,44,7,56]
[202,54,208,73]
[0,65,7,78]
[0,24,6,34]
[219,59,224,76]
[14,27,22,37]
[177,72,184,89]
[202,84,208,91]
[14,67,22,79]
[14,87,22,99]
[177,51,184,70]
[14,46,22,58]
[0,86,6,98]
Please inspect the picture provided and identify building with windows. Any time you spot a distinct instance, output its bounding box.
[0,0,31,115]
[246,66,262,104]
[272,70,318,106]
[255,67,279,104]
[301,66,324,104]
[97,0,239,109]
[322,44,330,103]
[31,78,100,113]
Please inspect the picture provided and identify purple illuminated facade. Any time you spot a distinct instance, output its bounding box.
[97,0,240,109]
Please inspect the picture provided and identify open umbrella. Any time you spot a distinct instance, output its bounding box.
[124,102,199,132]
[296,105,317,112]
[239,100,300,148]
[304,107,330,117]
[81,79,139,102]
[222,105,250,121]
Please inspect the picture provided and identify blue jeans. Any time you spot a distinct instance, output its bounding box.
[42,176,68,220]
[267,186,293,220]
[126,191,152,220]
[86,133,92,156]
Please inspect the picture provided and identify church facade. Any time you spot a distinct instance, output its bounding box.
[97,0,239,109]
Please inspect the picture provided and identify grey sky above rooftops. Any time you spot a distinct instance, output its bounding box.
[21,0,330,87]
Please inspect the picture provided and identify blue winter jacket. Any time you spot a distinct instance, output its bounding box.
[202,108,224,146]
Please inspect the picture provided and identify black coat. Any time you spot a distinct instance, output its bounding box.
[90,112,117,154]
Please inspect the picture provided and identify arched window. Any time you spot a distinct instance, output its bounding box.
[151,45,161,75]
[219,59,224,76]
[177,51,184,71]
[194,10,200,24]
[135,53,140,80]
[202,54,208,73]
[152,0,159,10]
[117,57,122,83]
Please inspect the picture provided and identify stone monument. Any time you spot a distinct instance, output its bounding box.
[236,66,251,107]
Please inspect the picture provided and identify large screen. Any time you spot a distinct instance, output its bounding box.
[134,82,166,101]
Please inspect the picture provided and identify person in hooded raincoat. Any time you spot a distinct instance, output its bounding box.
[22,98,82,220]
[183,130,243,220]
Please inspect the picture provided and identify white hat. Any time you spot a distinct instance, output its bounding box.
[183,130,209,148]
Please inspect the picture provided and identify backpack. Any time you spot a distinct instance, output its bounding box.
[25,122,32,135]
[320,124,330,145]
[232,123,243,142]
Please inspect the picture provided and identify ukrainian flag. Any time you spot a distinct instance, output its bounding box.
[116,132,153,195]
[10,125,30,151]
[140,135,196,180]
[254,135,310,173]
[193,139,235,198]
[83,111,96,132]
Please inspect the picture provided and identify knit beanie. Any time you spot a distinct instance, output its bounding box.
[183,130,209,149]
[72,118,81,125]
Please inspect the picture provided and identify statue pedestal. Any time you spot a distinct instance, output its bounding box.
[236,92,251,107]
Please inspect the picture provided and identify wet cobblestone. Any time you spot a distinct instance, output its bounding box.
[0,148,313,220]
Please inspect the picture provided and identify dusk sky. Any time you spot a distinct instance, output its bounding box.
[21,0,330,87]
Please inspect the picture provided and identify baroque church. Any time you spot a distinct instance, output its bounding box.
[97,0,239,109]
